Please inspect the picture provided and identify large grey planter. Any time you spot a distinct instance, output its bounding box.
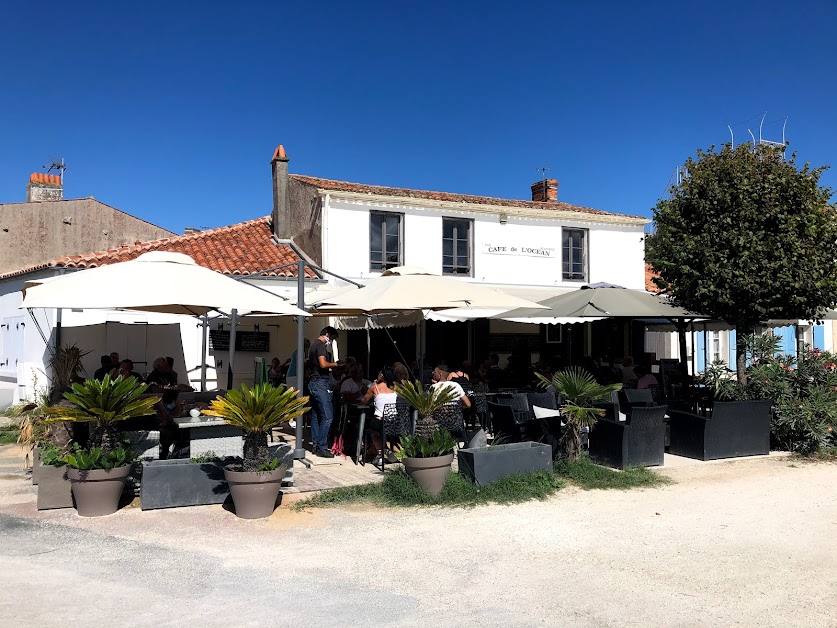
[37,464,73,510]
[140,459,230,510]
[140,443,293,510]
[32,446,41,485]
[458,442,553,486]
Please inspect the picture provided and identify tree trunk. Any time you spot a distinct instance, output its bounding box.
[736,326,751,385]
[243,431,269,472]
[415,413,435,439]
[561,423,581,460]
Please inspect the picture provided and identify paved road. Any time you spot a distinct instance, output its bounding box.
[0,455,835,627]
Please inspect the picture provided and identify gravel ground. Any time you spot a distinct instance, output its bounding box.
[0,447,835,628]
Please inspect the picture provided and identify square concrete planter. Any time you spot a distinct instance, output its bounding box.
[37,464,74,510]
[32,446,42,485]
[458,442,553,486]
[140,458,230,510]
[140,443,294,510]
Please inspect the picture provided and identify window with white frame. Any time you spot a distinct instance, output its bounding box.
[562,228,588,281]
[442,218,472,276]
[370,212,402,272]
[711,331,721,362]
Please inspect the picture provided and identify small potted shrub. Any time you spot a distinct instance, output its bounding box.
[393,381,459,497]
[204,383,308,519]
[45,375,157,516]
[537,367,622,460]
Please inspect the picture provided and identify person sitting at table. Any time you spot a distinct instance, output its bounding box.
[341,363,369,403]
[93,355,112,381]
[112,359,143,383]
[620,356,637,386]
[268,357,288,386]
[146,357,177,391]
[431,365,472,409]
[165,356,180,385]
[393,361,411,384]
[361,367,400,466]
[155,389,187,459]
[635,365,658,390]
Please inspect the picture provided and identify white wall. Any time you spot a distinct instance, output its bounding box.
[323,197,646,289]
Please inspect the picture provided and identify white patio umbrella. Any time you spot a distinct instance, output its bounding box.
[312,267,548,315]
[312,267,547,381]
[21,251,309,388]
[22,251,308,317]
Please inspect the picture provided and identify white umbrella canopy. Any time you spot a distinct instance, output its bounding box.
[21,251,309,317]
[312,266,548,315]
[496,285,699,324]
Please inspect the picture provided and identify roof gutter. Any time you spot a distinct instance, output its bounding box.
[318,189,649,226]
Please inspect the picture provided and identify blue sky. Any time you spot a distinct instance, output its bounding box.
[1,1,835,233]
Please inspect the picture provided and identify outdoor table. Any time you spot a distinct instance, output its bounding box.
[342,403,371,464]
[174,415,243,458]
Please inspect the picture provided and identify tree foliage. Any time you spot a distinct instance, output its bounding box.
[646,144,837,379]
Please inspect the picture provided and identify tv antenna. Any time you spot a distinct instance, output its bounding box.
[43,157,67,184]
[727,112,788,157]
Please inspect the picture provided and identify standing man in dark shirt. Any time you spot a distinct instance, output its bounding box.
[307,326,342,458]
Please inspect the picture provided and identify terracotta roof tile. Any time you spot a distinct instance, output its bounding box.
[0,217,316,280]
[290,174,642,219]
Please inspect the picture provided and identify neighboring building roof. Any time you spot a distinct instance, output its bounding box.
[0,217,315,280]
[291,174,644,220]
[645,263,661,293]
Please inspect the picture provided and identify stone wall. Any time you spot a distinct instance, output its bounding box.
[0,197,175,274]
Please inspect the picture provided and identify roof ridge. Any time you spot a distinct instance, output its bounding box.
[290,173,639,219]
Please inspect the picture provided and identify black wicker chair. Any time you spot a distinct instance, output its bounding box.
[589,405,667,469]
[362,397,415,469]
[624,389,654,406]
[668,399,772,460]
[487,402,522,443]
[432,401,467,442]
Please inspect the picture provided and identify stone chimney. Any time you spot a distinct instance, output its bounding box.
[271,145,291,239]
[27,172,63,202]
[530,178,558,203]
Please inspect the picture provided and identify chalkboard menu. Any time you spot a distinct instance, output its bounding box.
[237,332,270,352]
[209,330,270,353]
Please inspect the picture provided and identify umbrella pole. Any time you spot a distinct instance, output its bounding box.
[227,308,237,389]
[200,315,208,392]
[366,328,371,380]
[419,318,426,385]
[295,260,306,462]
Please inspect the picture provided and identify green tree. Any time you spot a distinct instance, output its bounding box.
[646,144,837,383]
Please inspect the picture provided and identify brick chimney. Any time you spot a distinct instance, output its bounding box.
[530,178,558,202]
[27,172,63,202]
[271,145,291,239]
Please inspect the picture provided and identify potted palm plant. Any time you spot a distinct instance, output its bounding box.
[537,367,622,460]
[393,380,459,497]
[204,383,309,519]
[45,375,157,516]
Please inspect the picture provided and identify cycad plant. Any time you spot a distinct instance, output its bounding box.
[45,375,157,454]
[204,383,309,471]
[393,380,459,440]
[48,343,90,402]
[537,367,622,460]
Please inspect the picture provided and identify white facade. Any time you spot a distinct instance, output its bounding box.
[320,194,647,288]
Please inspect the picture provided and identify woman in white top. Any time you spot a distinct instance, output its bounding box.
[340,363,370,403]
[361,367,399,466]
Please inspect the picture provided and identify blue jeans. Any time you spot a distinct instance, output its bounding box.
[308,377,334,451]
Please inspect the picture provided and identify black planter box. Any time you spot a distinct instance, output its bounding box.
[37,464,73,510]
[140,458,230,510]
[140,443,294,510]
[458,442,552,486]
